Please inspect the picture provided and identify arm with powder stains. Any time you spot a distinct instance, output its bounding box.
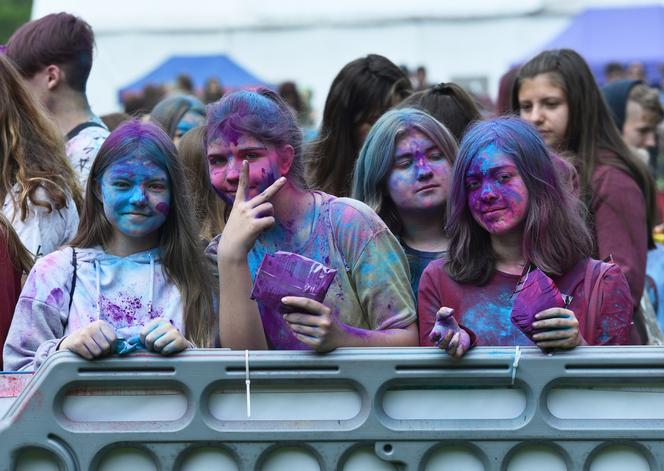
[337,210,418,347]
[2,258,70,371]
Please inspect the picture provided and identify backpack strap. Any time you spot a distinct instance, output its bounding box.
[68,247,77,312]
[66,121,106,141]
[583,257,613,345]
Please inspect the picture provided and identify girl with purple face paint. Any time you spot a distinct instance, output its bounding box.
[352,108,458,296]
[418,117,633,358]
[205,89,417,351]
[3,121,216,371]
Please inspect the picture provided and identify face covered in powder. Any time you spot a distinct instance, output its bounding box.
[387,128,451,213]
[100,156,171,240]
[174,110,205,144]
[465,144,529,236]
[206,132,285,205]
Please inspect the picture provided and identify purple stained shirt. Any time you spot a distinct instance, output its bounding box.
[418,257,633,347]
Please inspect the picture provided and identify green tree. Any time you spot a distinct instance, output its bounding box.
[0,0,32,44]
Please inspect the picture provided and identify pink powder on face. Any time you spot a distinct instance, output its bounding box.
[156,202,169,216]
[466,145,529,235]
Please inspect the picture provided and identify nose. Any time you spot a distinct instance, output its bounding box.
[527,104,544,125]
[415,158,433,181]
[225,157,242,184]
[644,131,656,148]
[128,186,148,206]
[480,182,498,201]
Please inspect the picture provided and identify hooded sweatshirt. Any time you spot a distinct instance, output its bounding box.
[601,79,642,131]
[3,246,183,371]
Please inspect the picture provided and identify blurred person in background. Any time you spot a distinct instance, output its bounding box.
[6,12,109,188]
[0,55,82,258]
[150,95,206,146]
[178,126,225,244]
[398,82,481,142]
[513,49,656,339]
[602,80,663,165]
[202,77,224,104]
[604,62,626,84]
[306,54,412,197]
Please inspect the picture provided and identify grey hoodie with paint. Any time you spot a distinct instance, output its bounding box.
[3,246,184,372]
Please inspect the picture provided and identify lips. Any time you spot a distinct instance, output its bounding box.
[415,184,439,193]
[481,206,506,215]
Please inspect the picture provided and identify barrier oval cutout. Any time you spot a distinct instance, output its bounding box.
[383,387,526,420]
[62,386,188,422]
[209,384,361,421]
[548,385,664,419]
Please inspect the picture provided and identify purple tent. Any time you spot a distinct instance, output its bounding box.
[523,5,664,86]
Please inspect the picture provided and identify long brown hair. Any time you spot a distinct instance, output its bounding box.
[70,120,217,347]
[446,118,593,285]
[0,54,82,220]
[177,126,225,242]
[512,49,656,247]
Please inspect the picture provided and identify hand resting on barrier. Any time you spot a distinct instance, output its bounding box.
[58,320,117,360]
[140,318,190,354]
[530,307,581,350]
[429,307,471,359]
[58,318,189,360]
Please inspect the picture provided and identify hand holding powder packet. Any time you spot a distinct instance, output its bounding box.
[510,267,566,340]
[250,251,337,313]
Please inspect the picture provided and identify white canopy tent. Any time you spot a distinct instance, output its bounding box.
[31,0,660,115]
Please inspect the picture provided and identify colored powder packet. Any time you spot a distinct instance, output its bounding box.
[251,251,337,313]
[114,335,146,355]
[510,267,565,340]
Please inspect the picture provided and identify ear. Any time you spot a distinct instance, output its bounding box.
[277,144,295,176]
[45,65,63,91]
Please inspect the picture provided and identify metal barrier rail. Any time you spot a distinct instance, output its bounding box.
[2,346,664,470]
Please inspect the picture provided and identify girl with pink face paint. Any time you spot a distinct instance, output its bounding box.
[204,89,418,352]
[3,121,216,371]
[352,108,458,296]
[418,117,633,358]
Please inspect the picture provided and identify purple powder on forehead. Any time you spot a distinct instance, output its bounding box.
[251,251,337,310]
[510,267,565,340]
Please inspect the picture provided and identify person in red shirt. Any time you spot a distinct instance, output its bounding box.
[418,117,633,358]
[0,214,32,370]
[512,49,655,315]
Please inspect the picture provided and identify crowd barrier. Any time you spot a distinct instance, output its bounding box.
[1,346,664,470]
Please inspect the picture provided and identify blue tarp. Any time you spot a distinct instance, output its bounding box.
[118,54,270,100]
[523,5,664,85]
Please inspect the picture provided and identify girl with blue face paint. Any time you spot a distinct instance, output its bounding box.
[3,121,216,371]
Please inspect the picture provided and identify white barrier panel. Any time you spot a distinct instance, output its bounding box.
[2,347,664,470]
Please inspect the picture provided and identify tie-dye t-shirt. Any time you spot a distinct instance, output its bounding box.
[418,257,633,347]
[206,191,416,349]
[65,116,109,188]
